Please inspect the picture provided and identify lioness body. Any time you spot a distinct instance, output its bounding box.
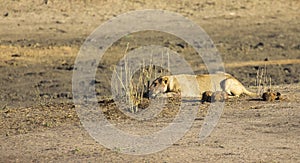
[149,73,257,98]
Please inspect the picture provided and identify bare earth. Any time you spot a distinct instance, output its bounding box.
[0,0,299,162]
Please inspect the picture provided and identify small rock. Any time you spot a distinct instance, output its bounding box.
[253,42,264,49]
[39,93,51,99]
[11,53,21,57]
[57,92,72,99]
[55,20,63,24]
[283,67,291,74]
[3,12,9,17]
[176,43,185,49]
[275,43,285,49]
[292,44,300,50]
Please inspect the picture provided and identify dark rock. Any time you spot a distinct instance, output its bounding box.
[11,53,21,57]
[253,42,264,49]
[176,43,185,48]
[292,44,300,50]
[274,43,285,49]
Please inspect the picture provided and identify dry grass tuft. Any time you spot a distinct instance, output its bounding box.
[256,64,273,96]
[113,44,170,112]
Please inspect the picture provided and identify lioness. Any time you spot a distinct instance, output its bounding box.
[148,73,257,98]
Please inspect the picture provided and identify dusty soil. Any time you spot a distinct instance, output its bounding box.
[0,0,299,162]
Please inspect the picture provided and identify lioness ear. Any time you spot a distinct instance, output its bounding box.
[162,77,168,84]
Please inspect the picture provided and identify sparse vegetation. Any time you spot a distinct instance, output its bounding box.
[256,64,273,96]
[112,43,170,113]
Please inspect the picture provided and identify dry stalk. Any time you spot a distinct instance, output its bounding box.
[255,63,272,95]
[114,47,171,113]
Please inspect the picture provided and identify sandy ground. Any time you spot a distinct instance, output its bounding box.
[0,0,299,162]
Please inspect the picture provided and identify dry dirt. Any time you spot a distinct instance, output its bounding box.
[0,0,299,162]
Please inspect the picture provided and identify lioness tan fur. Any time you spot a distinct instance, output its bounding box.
[149,73,257,98]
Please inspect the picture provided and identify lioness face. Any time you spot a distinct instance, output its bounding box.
[148,76,168,98]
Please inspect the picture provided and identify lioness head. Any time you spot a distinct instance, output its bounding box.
[148,76,169,98]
